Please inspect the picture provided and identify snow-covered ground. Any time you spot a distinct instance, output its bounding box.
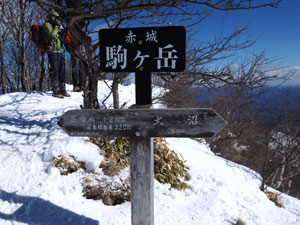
[0,81,299,225]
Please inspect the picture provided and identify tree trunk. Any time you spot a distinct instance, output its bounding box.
[275,155,286,189]
[83,75,99,109]
[112,77,120,109]
[286,176,292,195]
[0,40,7,94]
[81,40,99,109]
[82,61,100,109]
[20,0,31,92]
[260,140,271,191]
[20,49,29,92]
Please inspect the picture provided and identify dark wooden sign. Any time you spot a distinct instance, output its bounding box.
[58,108,227,138]
[99,26,186,72]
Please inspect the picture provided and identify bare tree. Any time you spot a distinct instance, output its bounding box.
[257,89,300,195]
[0,0,45,92]
[261,129,300,195]
[0,25,10,94]
[1,0,30,91]
[208,84,300,198]
[29,0,281,108]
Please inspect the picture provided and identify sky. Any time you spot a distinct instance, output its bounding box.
[91,1,300,84]
[197,0,300,68]
[92,1,299,69]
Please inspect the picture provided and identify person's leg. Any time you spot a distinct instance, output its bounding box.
[71,55,79,86]
[78,59,84,89]
[72,55,82,91]
[58,53,68,95]
[48,53,60,95]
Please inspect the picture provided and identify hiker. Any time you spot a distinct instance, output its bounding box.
[41,9,70,98]
[71,52,83,92]
[65,29,83,92]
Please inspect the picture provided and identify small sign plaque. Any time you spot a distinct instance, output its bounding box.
[99,26,186,72]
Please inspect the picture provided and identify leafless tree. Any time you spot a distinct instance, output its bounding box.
[257,89,300,195]
[29,0,281,109]
[260,129,300,195]
[0,0,46,92]
[0,21,10,94]
[208,85,300,198]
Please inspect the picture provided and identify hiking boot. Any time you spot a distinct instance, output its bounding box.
[73,86,81,92]
[52,92,64,98]
[61,92,71,97]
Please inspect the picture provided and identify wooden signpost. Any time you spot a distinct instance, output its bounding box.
[58,26,227,225]
[58,108,227,138]
[58,108,227,225]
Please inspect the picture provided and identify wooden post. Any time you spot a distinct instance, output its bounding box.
[130,136,154,225]
[135,72,152,105]
[131,70,154,225]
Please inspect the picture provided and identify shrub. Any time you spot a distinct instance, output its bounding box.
[90,137,129,168]
[82,178,130,206]
[227,218,246,225]
[154,137,189,190]
[89,137,189,190]
[264,190,282,207]
[53,155,85,175]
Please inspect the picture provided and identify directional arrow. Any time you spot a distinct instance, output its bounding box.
[58,108,227,138]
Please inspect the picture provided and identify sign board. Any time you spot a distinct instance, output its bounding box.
[58,108,227,138]
[99,26,186,72]
[62,25,226,225]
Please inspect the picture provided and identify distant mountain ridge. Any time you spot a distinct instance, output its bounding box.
[267,66,300,86]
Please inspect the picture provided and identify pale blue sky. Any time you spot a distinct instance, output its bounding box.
[195,0,299,68]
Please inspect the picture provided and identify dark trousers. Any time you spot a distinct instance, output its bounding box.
[71,55,83,87]
[48,53,66,94]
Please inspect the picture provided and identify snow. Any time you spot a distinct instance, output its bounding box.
[0,81,300,225]
[232,141,249,152]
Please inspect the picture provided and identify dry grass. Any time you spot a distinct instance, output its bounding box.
[264,190,282,207]
[53,155,85,175]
